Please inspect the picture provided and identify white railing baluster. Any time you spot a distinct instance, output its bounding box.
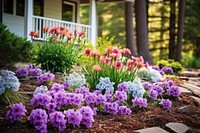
[32,15,92,42]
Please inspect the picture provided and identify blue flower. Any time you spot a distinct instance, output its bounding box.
[96,77,115,92]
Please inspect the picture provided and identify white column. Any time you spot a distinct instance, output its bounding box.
[24,0,33,40]
[89,0,97,47]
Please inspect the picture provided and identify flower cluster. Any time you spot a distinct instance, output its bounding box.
[49,111,67,132]
[37,72,55,85]
[152,66,174,75]
[41,26,87,44]
[96,77,115,93]
[6,103,27,123]
[83,46,148,90]
[28,109,48,133]
[64,109,82,128]
[66,72,86,88]
[143,80,180,109]
[0,70,20,95]
[138,66,162,82]
[16,65,42,78]
[132,97,147,108]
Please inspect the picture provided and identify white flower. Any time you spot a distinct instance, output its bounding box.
[66,72,86,88]
[147,67,162,82]
[126,78,145,98]
[34,85,48,95]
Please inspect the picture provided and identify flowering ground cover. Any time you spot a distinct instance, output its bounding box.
[0,72,200,133]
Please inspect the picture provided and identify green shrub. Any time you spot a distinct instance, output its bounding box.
[33,26,86,73]
[0,23,33,68]
[157,59,183,74]
[34,42,80,73]
[181,52,200,68]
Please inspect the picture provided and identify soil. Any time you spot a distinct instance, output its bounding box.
[0,74,200,133]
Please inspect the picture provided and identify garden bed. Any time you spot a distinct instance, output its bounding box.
[0,73,200,133]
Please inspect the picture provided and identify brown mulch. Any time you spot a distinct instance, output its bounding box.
[0,74,200,133]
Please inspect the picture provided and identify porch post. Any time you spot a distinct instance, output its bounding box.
[89,0,97,46]
[24,0,33,40]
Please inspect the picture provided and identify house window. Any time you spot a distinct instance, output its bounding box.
[16,0,25,16]
[34,0,43,16]
[4,0,13,14]
[62,1,76,22]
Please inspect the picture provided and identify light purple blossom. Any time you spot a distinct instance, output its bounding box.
[49,111,67,132]
[166,86,180,97]
[75,86,90,97]
[16,68,29,77]
[29,68,42,76]
[148,89,158,100]
[118,106,132,115]
[104,102,119,115]
[160,99,172,109]
[95,94,107,105]
[50,83,65,93]
[85,92,97,107]
[79,106,94,128]
[114,90,127,104]
[6,103,27,123]
[64,109,82,127]
[117,82,128,92]
[63,81,71,89]
[37,72,55,84]
[31,93,52,108]
[28,109,48,133]
[132,97,147,108]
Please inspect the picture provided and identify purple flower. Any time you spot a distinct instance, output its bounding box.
[152,85,163,96]
[28,109,48,133]
[117,82,128,92]
[148,89,158,100]
[64,109,82,127]
[46,102,57,113]
[29,68,42,76]
[132,97,147,108]
[161,66,174,74]
[166,86,180,97]
[53,91,67,109]
[49,111,67,132]
[105,91,113,102]
[118,106,132,115]
[104,102,119,115]
[160,99,172,109]
[79,106,94,128]
[95,94,107,105]
[37,72,55,84]
[142,82,152,90]
[31,93,52,108]
[85,92,97,107]
[50,83,65,92]
[75,86,90,97]
[164,80,174,88]
[65,93,84,107]
[114,90,127,104]
[16,68,29,77]
[63,81,71,89]
[6,103,27,123]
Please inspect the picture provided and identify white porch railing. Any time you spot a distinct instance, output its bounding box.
[32,15,91,41]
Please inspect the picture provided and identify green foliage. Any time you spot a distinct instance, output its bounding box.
[0,23,33,68]
[34,42,80,73]
[0,89,23,105]
[181,52,200,68]
[157,59,183,74]
[33,26,86,73]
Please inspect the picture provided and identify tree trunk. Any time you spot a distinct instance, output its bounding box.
[169,0,176,59]
[0,0,2,22]
[135,0,153,64]
[125,1,136,56]
[175,0,185,62]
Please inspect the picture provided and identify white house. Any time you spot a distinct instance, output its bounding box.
[1,0,134,45]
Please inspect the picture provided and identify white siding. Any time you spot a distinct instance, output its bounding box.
[2,13,24,37]
[44,0,62,19]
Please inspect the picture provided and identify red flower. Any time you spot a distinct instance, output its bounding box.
[93,65,102,72]
[113,60,123,69]
[100,56,106,64]
[92,50,101,57]
[126,59,134,70]
[105,57,111,65]
[78,30,85,37]
[67,32,73,39]
[42,26,48,33]
[122,48,131,55]
[29,31,39,38]
[84,48,92,56]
